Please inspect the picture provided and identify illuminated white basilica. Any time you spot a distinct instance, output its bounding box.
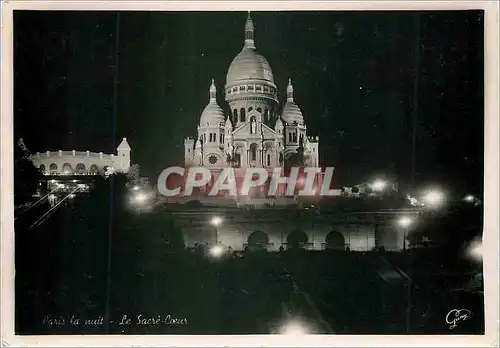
[184,13,319,174]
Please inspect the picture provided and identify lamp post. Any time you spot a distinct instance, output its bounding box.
[397,216,413,252]
[211,216,222,244]
[396,216,414,332]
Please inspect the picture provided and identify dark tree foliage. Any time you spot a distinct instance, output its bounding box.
[14,141,42,206]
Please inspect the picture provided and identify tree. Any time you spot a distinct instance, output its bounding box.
[126,163,140,186]
[14,139,42,206]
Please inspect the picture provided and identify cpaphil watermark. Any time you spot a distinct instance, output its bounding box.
[156,166,341,198]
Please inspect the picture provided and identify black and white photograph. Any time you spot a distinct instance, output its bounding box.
[2,1,499,346]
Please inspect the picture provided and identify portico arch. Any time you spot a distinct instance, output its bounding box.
[247,230,270,250]
[49,163,58,174]
[89,164,98,174]
[286,229,308,249]
[325,230,345,250]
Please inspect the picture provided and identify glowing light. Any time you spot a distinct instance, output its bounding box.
[371,179,387,191]
[464,194,475,203]
[209,244,224,258]
[50,179,56,183]
[133,186,140,191]
[422,189,445,208]
[278,320,310,336]
[58,183,65,188]
[398,216,413,228]
[69,194,75,199]
[211,216,223,226]
[134,192,148,204]
[467,239,482,262]
[72,179,77,183]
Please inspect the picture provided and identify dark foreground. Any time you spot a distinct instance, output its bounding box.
[15,184,484,335]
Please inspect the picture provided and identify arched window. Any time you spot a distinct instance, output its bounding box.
[267,153,271,167]
[220,133,224,144]
[257,107,262,113]
[288,133,292,142]
[293,132,297,142]
[233,109,238,124]
[240,108,246,122]
[76,163,86,174]
[248,107,253,112]
[264,109,269,122]
[250,143,258,161]
[62,163,73,174]
[39,164,46,174]
[209,133,213,142]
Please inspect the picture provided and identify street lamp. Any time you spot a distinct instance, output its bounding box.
[397,217,413,252]
[278,319,311,336]
[467,239,482,263]
[211,216,223,244]
[371,179,387,192]
[209,244,224,258]
[421,189,445,208]
[134,192,148,204]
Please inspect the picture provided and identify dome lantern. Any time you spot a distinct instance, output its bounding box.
[287,78,294,102]
[209,78,217,101]
[244,11,255,49]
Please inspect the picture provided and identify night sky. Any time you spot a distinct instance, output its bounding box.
[14,11,484,193]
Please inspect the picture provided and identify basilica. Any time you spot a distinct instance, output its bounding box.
[184,13,319,175]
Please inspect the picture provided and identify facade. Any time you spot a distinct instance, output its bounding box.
[184,13,319,180]
[29,137,131,176]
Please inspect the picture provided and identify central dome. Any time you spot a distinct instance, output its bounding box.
[226,47,274,86]
[225,12,274,87]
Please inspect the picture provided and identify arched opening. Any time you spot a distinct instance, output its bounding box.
[62,163,73,174]
[89,164,98,174]
[75,163,86,174]
[248,107,253,112]
[247,230,270,251]
[233,109,238,124]
[257,107,262,113]
[39,164,46,174]
[240,108,246,122]
[325,231,346,250]
[250,143,258,162]
[264,109,269,122]
[267,153,271,167]
[49,163,58,174]
[286,229,308,249]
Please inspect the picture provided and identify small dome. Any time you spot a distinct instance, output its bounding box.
[282,102,304,125]
[200,103,225,125]
[200,79,225,126]
[281,79,304,125]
